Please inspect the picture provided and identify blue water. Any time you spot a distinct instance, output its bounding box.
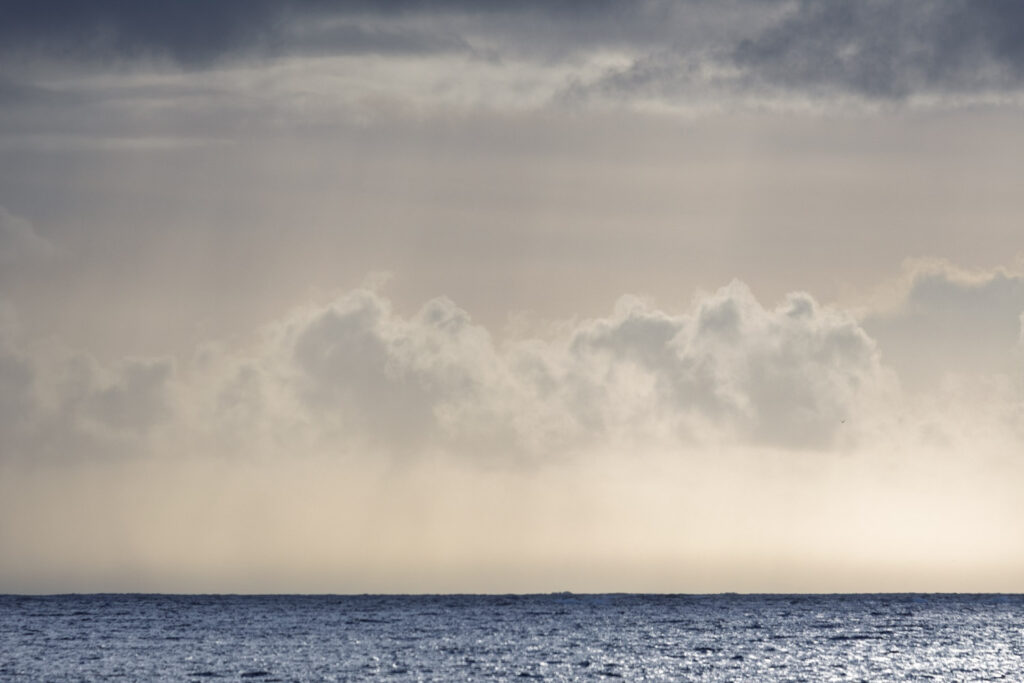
[1,594,1022,680]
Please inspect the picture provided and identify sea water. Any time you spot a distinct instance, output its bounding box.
[2,593,1022,680]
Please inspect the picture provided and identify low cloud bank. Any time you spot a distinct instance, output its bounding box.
[0,279,896,465]
[2,265,1024,592]
[4,259,1024,468]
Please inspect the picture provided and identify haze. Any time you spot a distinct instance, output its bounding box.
[2,0,1024,593]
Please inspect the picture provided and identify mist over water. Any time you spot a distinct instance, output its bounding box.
[2,593,1022,680]
[4,444,1021,595]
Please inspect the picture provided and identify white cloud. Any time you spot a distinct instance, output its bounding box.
[561,283,886,450]
[168,281,889,461]
[5,266,1024,466]
[0,280,887,463]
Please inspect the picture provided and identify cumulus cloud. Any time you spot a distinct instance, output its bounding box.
[0,280,892,465]
[0,306,174,463]
[7,265,1024,467]
[272,282,887,455]
[285,291,504,452]
[864,260,1024,389]
[566,285,885,449]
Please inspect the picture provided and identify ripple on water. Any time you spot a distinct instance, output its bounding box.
[0,594,1022,680]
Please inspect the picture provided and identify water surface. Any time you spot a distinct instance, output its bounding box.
[2,593,1021,680]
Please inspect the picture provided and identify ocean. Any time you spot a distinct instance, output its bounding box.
[1,593,1022,680]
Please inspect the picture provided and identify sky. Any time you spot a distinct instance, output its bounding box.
[2,0,1024,594]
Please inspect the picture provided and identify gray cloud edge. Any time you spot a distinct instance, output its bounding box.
[6,1,1024,102]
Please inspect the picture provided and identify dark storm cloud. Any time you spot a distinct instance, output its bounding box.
[0,0,619,66]
[14,1,1024,99]
[2,1,285,66]
[733,0,1024,98]
[0,79,73,106]
[290,23,473,58]
[555,0,1024,103]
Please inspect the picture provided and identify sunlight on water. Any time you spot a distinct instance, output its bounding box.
[1,594,1022,680]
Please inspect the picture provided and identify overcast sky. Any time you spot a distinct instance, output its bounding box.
[2,0,1024,593]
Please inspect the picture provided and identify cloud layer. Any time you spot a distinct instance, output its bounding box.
[0,279,896,467]
[7,0,1024,108]
[6,254,1024,470]
[10,260,1024,470]
[1,230,1023,593]
[2,266,1023,592]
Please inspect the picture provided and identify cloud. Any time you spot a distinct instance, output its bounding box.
[559,0,1024,107]
[732,0,1024,99]
[0,280,887,464]
[864,260,1024,389]
[564,283,884,449]
[3,272,1024,592]
[0,0,624,67]
[286,291,503,452]
[287,23,474,59]
[8,264,1024,466]
[0,306,174,462]
[76,357,173,434]
[278,283,885,455]
[195,282,889,459]
[0,309,36,458]
[5,0,1024,131]
[0,205,51,269]
[0,1,286,67]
